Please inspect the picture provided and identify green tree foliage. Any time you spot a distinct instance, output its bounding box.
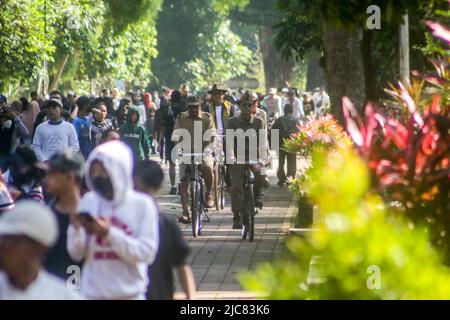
[0,0,53,91]
[275,0,448,101]
[240,147,450,299]
[152,0,253,90]
[184,21,253,90]
[0,0,162,93]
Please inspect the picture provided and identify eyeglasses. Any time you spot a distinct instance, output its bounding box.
[240,102,253,108]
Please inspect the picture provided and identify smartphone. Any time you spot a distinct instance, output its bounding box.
[79,212,95,223]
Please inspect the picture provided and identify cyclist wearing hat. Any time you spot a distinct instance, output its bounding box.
[172,95,216,223]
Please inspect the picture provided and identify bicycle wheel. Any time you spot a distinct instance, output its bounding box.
[198,180,204,236]
[190,181,200,237]
[241,187,249,240]
[214,165,220,211]
[219,166,226,210]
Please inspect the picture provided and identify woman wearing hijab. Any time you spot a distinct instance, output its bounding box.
[20,99,40,145]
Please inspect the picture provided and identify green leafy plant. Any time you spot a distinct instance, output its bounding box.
[284,115,352,158]
[240,147,450,299]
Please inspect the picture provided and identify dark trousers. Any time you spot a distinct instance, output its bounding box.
[277,149,297,183]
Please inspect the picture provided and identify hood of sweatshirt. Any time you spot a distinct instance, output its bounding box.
[126,107,140,125]
[85,140,133,205]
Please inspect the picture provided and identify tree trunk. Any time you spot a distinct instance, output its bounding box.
[362,30,377,102]
[322,23,366,125]
[306,51,327,91]
[49,53,70,92]
[258,26,295,91]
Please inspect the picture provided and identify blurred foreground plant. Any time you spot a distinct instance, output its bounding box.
[240,147,450,299]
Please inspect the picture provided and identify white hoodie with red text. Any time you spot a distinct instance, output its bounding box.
[67,141,159,300]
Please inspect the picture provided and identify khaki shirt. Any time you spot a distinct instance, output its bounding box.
[173,111,216,153]
[225,115,269,164]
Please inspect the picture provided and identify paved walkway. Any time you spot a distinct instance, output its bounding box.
[153,151,298,299]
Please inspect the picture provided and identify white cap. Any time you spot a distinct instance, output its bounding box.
[269,88,277,94]
[0,201,58,247]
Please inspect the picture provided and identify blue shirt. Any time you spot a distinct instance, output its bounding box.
[72,115,92,158]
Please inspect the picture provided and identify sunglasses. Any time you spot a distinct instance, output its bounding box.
[240,102,253,108]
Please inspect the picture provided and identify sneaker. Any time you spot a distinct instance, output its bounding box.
[169,187,177,195]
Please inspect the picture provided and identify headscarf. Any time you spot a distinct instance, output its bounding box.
[20,100,40,134]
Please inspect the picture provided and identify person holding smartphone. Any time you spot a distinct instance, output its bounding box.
[67,140,159,300]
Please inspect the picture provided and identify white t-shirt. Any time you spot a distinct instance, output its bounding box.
[0,270,83,300]
[283,97,304,119]
[31,121,80,162]
[215,106,223,134]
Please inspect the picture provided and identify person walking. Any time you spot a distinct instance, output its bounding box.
[91,102,113,149]
[283,89,304,120]
[31,98,79,162]
[0,201,82,299]
[71,96,93,159]
[67,141,159,300]
[271,104,299,187]
[2,145,44,202]
[119,107,151,162]
[0,106,30,171]
[20,100,40,145]
[133,160,195,300]
[158,90,187,195]
[41,150,84,281]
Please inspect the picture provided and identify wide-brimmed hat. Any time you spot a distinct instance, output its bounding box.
[208,84,228,94]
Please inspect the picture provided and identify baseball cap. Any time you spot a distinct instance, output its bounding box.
[36,149,85,178]
[47,98,63,108]
[269,88,277,94]
[67,90,76,97]
[0,94,7,104]
[0,201,58,247]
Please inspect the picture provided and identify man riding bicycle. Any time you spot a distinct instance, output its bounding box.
[225,94,269,229]
[172,96,216,224]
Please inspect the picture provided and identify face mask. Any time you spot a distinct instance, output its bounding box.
[2,120,12,129]
[91,176,113,200]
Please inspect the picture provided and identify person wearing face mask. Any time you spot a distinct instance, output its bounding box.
[0,105,30,172]
[67,140,159,300]
[2,145,43,202]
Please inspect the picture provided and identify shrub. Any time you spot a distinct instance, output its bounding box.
[240,147,450,299]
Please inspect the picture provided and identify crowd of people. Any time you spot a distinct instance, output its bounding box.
[0,84,330,299]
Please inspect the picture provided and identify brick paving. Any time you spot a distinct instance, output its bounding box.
[152,151,299,300]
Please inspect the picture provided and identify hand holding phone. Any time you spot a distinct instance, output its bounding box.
[77,212,110,238]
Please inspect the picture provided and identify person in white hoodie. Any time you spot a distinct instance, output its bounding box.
[67,140,159,300]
